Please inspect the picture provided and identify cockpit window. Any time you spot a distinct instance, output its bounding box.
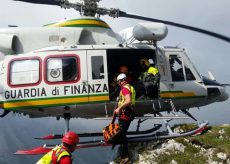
[183,58,196,81]
[46,57,78,82]
[169,55,185,81]
[184,67,196,80]
[169,55,196,81]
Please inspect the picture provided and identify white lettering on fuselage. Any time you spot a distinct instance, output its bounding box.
[5,88,47,99]
[4,84,109,100]
[63,84,108,95]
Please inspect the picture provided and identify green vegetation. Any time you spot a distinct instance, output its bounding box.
[186,125,230,154]
[127,124,230,164]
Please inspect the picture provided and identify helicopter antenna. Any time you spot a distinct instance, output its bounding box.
[14,0,230,43]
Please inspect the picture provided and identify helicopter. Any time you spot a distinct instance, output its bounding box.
[0,0,229,154]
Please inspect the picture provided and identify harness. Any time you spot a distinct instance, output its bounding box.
[36,146,70,164]
[118,84,136,121]
[118,84,136,107]
[139,66,159,82]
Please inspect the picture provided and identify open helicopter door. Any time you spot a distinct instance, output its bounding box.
[86,50,109,104]
[164,49,207,109]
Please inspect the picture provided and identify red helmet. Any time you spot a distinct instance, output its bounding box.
[62,131,79,145]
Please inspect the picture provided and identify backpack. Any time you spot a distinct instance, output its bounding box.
[103,123,121,144]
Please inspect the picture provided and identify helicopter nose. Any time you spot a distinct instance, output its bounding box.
[218,86,229,102]
[206,85,229,102]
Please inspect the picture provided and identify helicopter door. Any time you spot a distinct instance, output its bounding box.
[86,50,109,103]
[165,51,206,105]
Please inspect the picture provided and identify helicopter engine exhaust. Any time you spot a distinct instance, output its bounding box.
[133,23,168,41]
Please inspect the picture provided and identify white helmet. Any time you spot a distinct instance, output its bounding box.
[117,73,127,81]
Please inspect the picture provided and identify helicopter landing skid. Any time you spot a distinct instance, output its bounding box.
[15,121,208,155]
[16,112,209,155]
[34,111,206,140]
[34,114,189,140]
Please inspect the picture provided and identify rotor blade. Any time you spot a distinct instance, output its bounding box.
[14,146,51,155]
[14,0,61,6]
[221,84,230,86]
[119,11,230,43]
[14,143,111,155]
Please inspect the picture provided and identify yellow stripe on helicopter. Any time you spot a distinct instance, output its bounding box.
[45,18,110,28]
[160,91,196,99]
[0,91,202,109]
[2,95,109,109]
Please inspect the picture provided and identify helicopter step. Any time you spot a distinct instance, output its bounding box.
[152,98,177,112]
[15,121,208,155]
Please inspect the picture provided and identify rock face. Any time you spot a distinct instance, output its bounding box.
[131,139,185,164]
[111,124,230,164]
[217,152,228,160]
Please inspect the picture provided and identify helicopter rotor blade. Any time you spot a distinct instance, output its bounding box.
[119,11,230,43]
[12,0,230,43]
[14,0,61,6]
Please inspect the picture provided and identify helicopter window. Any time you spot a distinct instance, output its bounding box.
[46,57,78,82]
[169,55,185,81]
[91,56,104,80]
[169,55,196,81]
[10,59,40,86]
[182,60,196,81]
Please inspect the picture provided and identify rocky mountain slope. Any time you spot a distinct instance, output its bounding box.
[111,124,230,164]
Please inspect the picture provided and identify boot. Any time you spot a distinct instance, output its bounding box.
[119,157,131,164]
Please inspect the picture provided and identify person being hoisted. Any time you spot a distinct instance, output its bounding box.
[36,131,79,164]
[139,58,160,98]
[113,73,136,164]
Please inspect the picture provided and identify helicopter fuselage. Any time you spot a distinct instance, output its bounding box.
[0,43,228,118]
